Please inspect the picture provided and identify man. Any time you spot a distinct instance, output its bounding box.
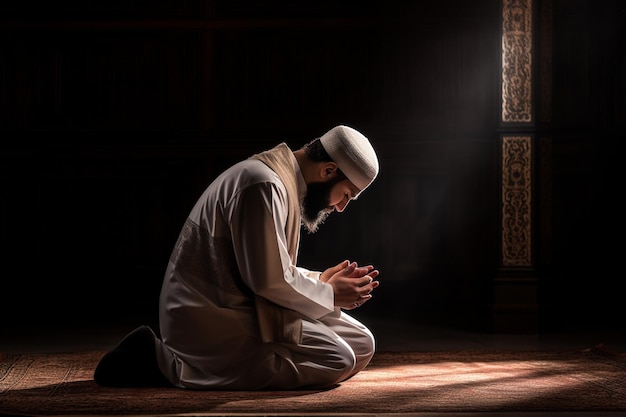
[94,125,381,390]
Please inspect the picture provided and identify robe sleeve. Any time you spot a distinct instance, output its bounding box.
[230,180,334,319]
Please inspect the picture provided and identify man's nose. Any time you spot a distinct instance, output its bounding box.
[335,199,350,213]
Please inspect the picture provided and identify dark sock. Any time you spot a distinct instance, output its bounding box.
[93,325,171,387]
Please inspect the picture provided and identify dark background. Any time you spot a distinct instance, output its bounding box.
[1,0,623,336]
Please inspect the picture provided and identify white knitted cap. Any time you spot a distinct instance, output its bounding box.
[319,125,379,193]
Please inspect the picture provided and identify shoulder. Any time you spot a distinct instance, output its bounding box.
[222,159,289,212]
[215,159,286,198]
[231,159,282,185]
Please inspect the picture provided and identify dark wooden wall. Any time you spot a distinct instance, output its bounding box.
[535,0,624,333]
[1,0,623,334]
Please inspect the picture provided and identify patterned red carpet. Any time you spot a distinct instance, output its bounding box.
[1,349,625,416]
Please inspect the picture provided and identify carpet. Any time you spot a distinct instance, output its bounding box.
[1,348,626,416]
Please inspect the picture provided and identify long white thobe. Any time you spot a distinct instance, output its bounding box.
[155,152,375,390]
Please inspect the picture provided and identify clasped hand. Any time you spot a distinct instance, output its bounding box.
[320,260,380,310]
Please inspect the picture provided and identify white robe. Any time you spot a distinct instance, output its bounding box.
[155,151,375,390]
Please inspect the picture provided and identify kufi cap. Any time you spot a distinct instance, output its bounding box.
[319,125,379,194]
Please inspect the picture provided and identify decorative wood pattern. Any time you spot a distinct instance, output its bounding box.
[501,135,532,266]
[502,0,533,123]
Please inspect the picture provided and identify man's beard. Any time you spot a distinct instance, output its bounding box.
[300,178,341,234]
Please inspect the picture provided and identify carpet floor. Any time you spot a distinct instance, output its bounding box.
[1,347,626,416]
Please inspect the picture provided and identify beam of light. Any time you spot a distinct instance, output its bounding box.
[344,355,623,410]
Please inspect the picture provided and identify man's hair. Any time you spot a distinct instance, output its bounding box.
[303,138,332,162]
[303,138,347,180]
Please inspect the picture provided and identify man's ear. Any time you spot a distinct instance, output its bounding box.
[320,162,338,179]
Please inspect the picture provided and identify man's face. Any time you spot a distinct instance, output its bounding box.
[301,178,359,233]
